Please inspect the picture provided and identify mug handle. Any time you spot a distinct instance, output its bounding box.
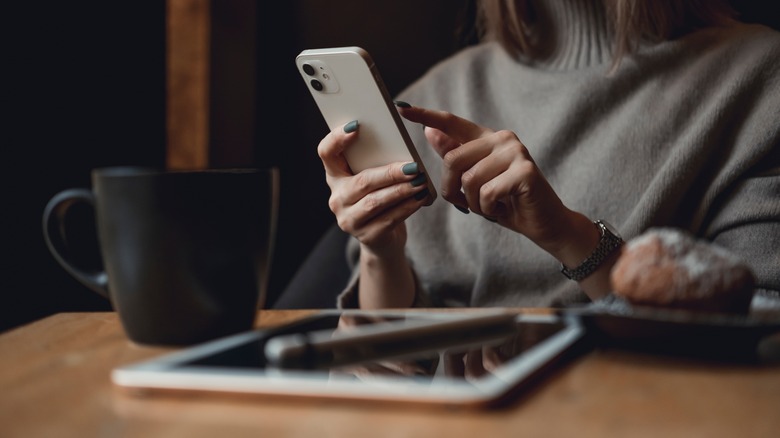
[42,188,110,299]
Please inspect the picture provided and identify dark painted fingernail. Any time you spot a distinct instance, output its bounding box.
[454,205,469,214]
[394,100,411,108]
[410,173,427,187]
[402,162,419,175]
[344,120,359,133]
[414,188,430,201]
[483,215,498,223]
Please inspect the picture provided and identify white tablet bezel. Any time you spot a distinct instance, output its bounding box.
[112,310,586,408]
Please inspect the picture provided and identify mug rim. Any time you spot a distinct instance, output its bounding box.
[92,167,276,178]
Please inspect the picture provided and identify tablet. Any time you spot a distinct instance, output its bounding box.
[112,310,586,409]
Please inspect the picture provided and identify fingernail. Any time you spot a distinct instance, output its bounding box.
[454,205,469,214]
[402,162,419,175]
[394,100,411,108]
[410,173,427,187]
[483,216,498,223]
[344,120,359,133]
[414,188,430,201]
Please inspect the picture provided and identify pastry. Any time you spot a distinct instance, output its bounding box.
[610,228,755,313]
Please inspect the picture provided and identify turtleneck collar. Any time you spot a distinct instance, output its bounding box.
[527,0,614,70]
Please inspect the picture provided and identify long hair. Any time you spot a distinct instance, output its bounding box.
[477,0,737,67]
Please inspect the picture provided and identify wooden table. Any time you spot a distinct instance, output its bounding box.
[2,310,779,438]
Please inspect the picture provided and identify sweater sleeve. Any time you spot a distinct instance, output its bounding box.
[336,236,434,309]
[705,145,780,300]
[335,236,361,308]
[702,29,780,306]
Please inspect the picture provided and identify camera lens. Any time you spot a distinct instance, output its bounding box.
[302,63,316,76]
[310,79,323,91]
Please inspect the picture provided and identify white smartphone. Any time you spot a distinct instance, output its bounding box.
[296,46,437,204]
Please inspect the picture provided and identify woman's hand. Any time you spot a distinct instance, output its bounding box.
[398,105,612,300]
[398,106,580,253]
[317,120,430,308]
[317,120,430,255]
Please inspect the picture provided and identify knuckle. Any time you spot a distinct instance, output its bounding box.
[494,131,529,157]
[391,182,407,199]
[327,195,340,213]
[316,136,336,160]
[442,148,461,170]
[336,216,353,234]
[352,172,371,193]
[386,165,400,183]
[495,129,518,143]
[362,192,380,216]
[316,145,328,161]
[517,159,536,176]
[461,169,476,187]
[479,180,497,202]
[513,143,530,158]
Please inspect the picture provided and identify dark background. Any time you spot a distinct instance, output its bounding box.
[2,0,473,333]
[3,1,777,333]
[5,2,169,332]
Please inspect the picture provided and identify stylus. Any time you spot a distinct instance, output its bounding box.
[263,313,518,369]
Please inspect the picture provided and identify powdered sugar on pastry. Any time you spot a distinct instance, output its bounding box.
[610,228,755,313]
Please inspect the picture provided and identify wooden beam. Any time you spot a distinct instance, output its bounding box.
[166,0,210,170]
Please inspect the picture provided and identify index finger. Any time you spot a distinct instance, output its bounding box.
[398,106,491,144]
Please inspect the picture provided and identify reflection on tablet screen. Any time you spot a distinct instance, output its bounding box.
[182,313,567,385]
[112,311,586,408]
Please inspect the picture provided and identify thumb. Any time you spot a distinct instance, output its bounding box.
[424,126,461,158]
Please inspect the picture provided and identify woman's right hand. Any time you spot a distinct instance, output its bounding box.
[317,120,430,256]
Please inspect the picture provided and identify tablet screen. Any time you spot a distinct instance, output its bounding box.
[187,313,564,375]
[112,310,586,408]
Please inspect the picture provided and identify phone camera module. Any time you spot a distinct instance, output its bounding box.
[300,59,338,93]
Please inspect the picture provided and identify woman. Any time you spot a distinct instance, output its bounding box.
[317,0,780,310]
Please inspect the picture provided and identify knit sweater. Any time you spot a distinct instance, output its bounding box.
[339,0,780,309]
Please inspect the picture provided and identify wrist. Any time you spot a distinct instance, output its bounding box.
[545,210,602,267]
[360,241,405,262]
[358,253,417,309]
[560,219,624,282]
[358,244,415,309]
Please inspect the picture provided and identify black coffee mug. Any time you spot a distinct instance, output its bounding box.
[43,167,278,346]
